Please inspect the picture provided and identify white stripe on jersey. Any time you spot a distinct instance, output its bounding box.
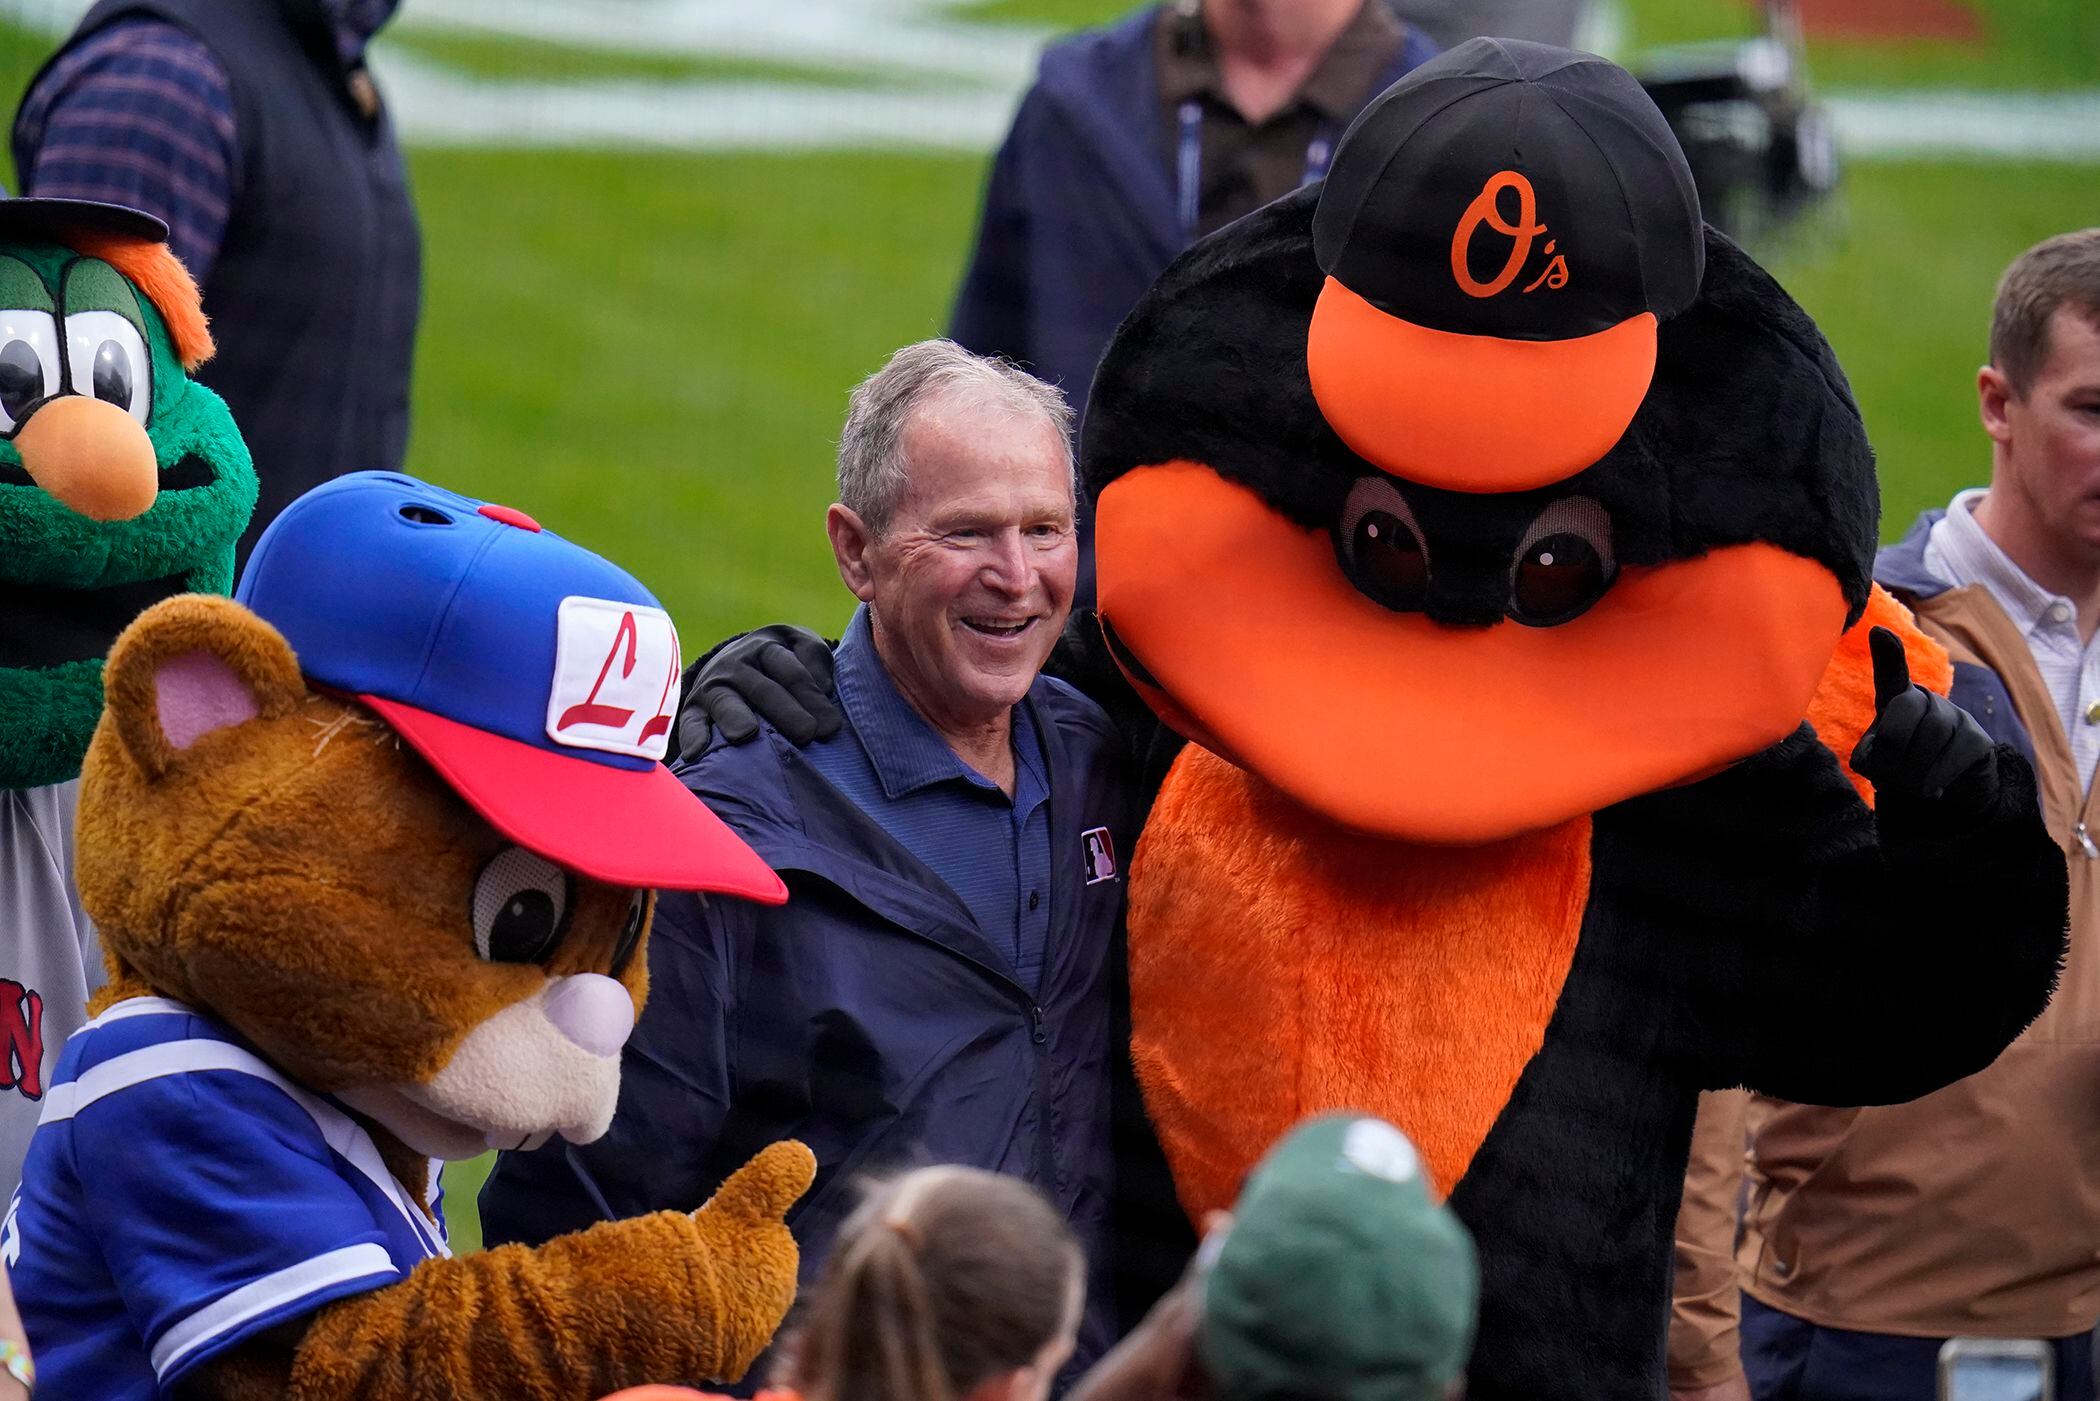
[75,996,194,1031]
[40,1040,271,1124]
[41,1013,451,1262]
[149,1242,398,1377]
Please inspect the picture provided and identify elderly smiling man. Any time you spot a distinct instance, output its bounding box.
[481,340,1138,1380]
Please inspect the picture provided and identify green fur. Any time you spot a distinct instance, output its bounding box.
[0,660,110,791]
[0,387,255,589]
[0,256,53,312]
[0,237,256,788]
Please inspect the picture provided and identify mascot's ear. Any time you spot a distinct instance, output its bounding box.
[103,595,307,781]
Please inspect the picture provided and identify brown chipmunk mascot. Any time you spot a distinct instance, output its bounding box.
[6,472,814,1400]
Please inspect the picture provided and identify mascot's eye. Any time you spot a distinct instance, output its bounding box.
[608,892,647,980]
[0,309,60,433]
[1338,476,1430,613]
[63,310,150,427]
[471,846,573,965]
[1509,496,1617,627]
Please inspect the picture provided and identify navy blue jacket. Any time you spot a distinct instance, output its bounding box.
[479,675,1138,1377]
[948,4,1436,425]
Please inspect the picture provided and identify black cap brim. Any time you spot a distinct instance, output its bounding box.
[0,198,167,247]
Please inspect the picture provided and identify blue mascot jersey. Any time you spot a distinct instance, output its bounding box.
[4,997,448,1398]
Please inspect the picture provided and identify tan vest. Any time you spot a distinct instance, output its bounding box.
[1738,582,2100,1338]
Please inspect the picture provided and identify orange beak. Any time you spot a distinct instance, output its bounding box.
[1095,461,1850,843]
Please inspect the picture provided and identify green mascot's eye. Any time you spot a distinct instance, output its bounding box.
[64,310,149,426]
[92,342,131,404]
[0,310,59,432]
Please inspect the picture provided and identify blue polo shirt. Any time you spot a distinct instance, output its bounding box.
[801,606,1056,991]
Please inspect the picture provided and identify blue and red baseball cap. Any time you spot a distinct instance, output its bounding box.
[237,471,786,902]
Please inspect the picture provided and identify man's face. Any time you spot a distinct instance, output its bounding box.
[1988,306,2100,552]
[847,398,1077,728]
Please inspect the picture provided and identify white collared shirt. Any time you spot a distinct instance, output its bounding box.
[1925,487,2100,794]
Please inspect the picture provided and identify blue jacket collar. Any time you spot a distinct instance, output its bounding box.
[681,667,1107,992]
[832,605,1046,803]
[1876,509,1953,600]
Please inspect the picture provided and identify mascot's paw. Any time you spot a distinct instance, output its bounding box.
[1851,626,2000,813]
[684,1140,817,1379]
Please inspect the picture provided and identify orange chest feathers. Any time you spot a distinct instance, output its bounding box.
[1126,744,1591,1217]
[1123,586,1941,1222]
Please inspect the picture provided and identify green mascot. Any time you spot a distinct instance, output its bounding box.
[0,197,255,1192]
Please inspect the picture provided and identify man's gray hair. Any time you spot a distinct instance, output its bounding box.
[838,339,1075,535]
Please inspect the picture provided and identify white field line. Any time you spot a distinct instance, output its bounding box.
[371,52,1023,152]
[391,0,1046,87]
[3,0,2095,159]
[1824,91,2100,161]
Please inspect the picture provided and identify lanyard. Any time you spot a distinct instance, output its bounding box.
[1175,98,1337,244]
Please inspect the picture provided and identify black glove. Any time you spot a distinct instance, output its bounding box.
[674,624,841,765]
[1850,625,1999,811]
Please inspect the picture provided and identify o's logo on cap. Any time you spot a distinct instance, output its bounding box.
[1451,170,1570,299]
[547,596,682,761]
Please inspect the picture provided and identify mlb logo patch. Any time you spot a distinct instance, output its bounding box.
[546,596,682,760]
[1082,827,1117,885]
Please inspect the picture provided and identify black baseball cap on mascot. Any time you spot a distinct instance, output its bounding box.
[1307,40,1704,492]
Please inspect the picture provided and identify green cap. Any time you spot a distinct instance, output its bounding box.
[1197,1114,1479,1401]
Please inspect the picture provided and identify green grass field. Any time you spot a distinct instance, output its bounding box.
[0,0,2093,1253]
[968,0,2100,88]
[1623,0,2100,90]
[386,28,893,88]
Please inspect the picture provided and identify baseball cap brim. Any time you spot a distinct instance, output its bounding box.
[0,197,168,246]
[362,695,788,902]
[1307,277,1655,492]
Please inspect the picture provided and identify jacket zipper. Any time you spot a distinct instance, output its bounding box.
[777,852,1076,1207]
[2077,821,2098,860]
[1028,1001,1059,1200]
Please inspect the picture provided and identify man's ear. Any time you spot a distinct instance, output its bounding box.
[1979,363,2016,446]
[827,503,878,602]
[102,595,307,781]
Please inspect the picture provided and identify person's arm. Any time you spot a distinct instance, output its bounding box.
[189,1143,815,1400]
[480,889,743,1244]
[1071,1214,1229,1401]
[0,1266,29,1401]
[672,627,840,764]
[14,19,239,280]
[1668,1089,1748,1400]
[1658,631,2066,1107]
